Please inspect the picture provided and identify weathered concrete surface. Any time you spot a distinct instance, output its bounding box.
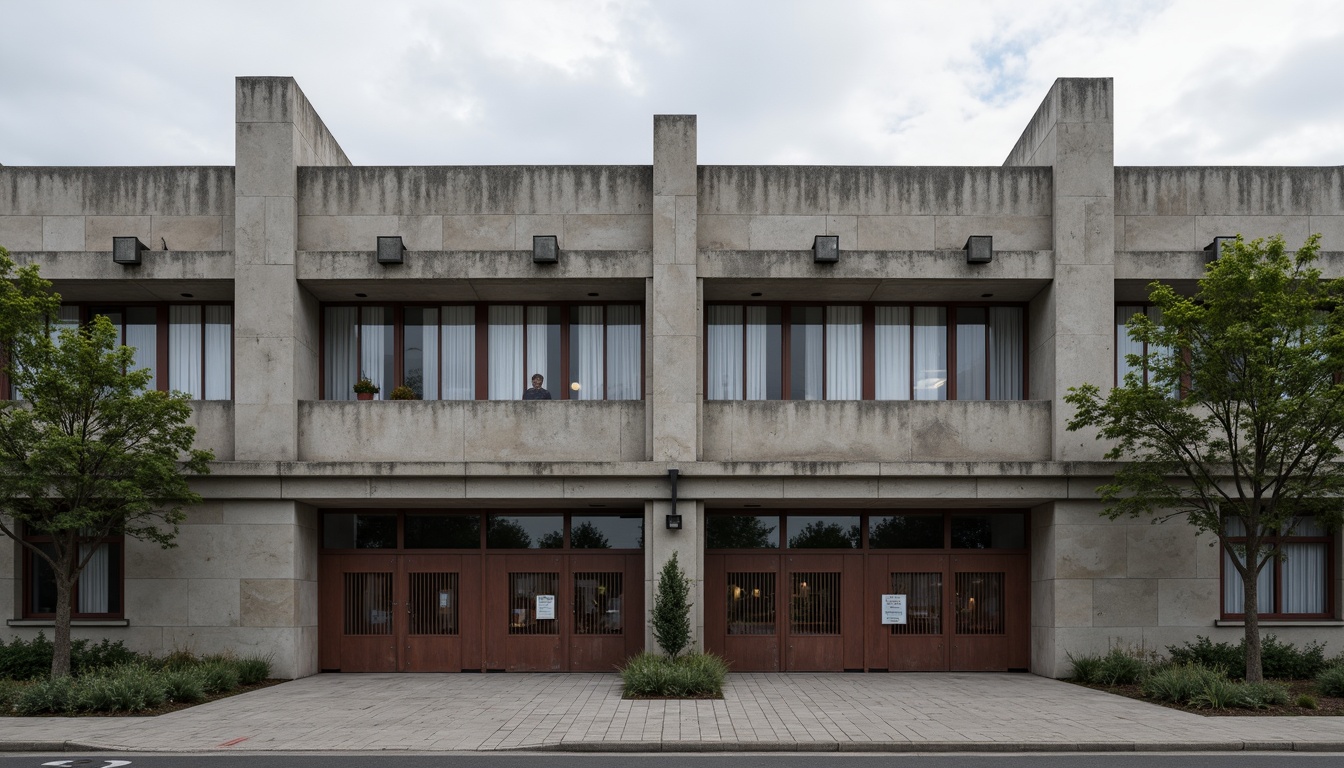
[188,400,236,461]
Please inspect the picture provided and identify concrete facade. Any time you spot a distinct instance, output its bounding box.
[3,76,1343,679]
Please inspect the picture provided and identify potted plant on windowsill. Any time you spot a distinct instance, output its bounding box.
[389,385,418,400]
[353,377,379,401]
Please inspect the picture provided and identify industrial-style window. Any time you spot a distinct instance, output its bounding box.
[1115,304,1170,387]
[705,303,1025,401]
[705,511,1027,550]
[1222,517,1335,620]
[321,511,644,551]
[22,526,124,619]
[321,303,643,401]
[5,304,232,401]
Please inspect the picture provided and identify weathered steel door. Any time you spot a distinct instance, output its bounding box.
[783,553,863,671]
[949,553,1029,671]
[568,553,644,672]
[870,554,949,671]
[705,553,781,671]
[320,553,398,672]
[486,553,565,671]
[400,554,482,672]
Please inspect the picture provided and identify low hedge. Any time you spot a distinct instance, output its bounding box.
[0,634,144,681]
[620,652,728,698]
[1167,635,1328,680]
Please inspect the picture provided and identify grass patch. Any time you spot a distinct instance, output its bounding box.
[620,652,728,699]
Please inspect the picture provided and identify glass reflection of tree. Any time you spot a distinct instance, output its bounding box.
[537,531,564,549]
[707,516,777,548]
[788,521,859,549]
[870,515,942,548]
[951,516,991,549]
[356,515,396,548]
[569,521,611,549]
[486,517,532,548]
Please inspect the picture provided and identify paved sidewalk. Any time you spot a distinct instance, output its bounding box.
[2,673,1342,753]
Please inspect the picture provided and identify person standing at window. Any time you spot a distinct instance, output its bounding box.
[522,373,552,400]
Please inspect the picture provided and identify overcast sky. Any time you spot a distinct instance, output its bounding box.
[1,0,1341,168]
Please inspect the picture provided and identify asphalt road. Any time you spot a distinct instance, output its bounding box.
[5,753,1344,768]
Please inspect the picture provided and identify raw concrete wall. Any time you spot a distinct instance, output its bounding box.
[297,401,646,462]
[702,401,1052,462]
[1116,167,1344,251]
[189,401,236,462]
[297,166,653,251]
[698,166,1052,251]
[0,167,234,252]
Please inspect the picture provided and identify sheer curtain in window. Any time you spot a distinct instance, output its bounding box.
[571,306,604,400]
[989,307,1023,400]
[169,306,202,398]
[956,308,987,401]
[125,307,157,389]
[826,306,862,399]
[526,306,560,394]
[875,307,911,400]
[790,307,823,400]
[1115,306,1145,384]
[607,305,642,400]
[745,306,781,400]
[707,305,743,400]
[912,307,947,400]
[1223,549,1275,614]
[78,543,109,614]
[204,306,232,400]
[442,306,476,400]
[324,307,358,400]
[404,307,439,399]
[1283,542,1327,613]
[489,305,524,400]
[360,307,394,400]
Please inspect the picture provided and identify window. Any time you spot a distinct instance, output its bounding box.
[1115,304,1170,388]
[706,303,1025,401]
[6,304,232,401]
[706,510,1028,551]
[1223,517,1334,619]
[320,511,644,551]
[23,527,123,619]
[321,303,643,401]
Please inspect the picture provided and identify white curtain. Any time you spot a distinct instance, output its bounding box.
[795,312,824,400]
[525,306,550,392]
[956,309,987,401]
[204,306,232,400]
[169,305,202,398]
[404,308,439,399]
[1223,548,1275,614]
[745,306,772,400]
[360,307,393,400]
[441,306,475,400]
[489,305,524,400]
[606,305,642,400]
[125,307,157,390]
[1283,543,1327,614]
[989,307,1023,400]
[912,306,946,400]
[572,305,604,400]
[707,305,743,400]
[324,307,358,400]
[826,306,862,400]
[78,543,109,614]
[875,306,911,400]
[1115,306,1144,384]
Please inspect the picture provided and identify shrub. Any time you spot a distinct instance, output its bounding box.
[15,675,77,715]
[353,377,379,395]
[651,552,692,658]
[0,679,25,713]
[1067,652,1103,683]
[159,647,201,671]
[74,665,166,713]
[1235,681,1290,709]
[389,385,418,400]
[1297,694,1318,710]
[620,652,728,698]
[1190,676,1238,709]
[235,655,272,685]
[0,634,55,680]
[161,668,207,704]
[1316,664,1344,697]
[197,660,240,694]
[1142,663,1224,703]
[1094,648,1148,685]
[73,638,141,676]
[1168,636,1242,678]
[1261,636,1327,680]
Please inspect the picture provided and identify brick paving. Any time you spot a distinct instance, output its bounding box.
[2,672,1342,752]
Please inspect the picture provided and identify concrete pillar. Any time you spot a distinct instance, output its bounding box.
[233,77,349,460]
[1006,78,1115,462]
[645,116,703,653]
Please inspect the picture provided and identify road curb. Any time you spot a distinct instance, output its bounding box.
[523,740,1344,753]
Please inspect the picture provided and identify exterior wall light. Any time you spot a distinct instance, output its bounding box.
[1205,236,1234,262]
[665,468,682,530]
[377,236,406,264]
[533,235,559,264]
[112,237,146,265]
[813,235,839,264]
[964,235,993,264]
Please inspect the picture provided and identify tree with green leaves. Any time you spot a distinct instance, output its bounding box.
[0,247,213,678]
[1065,234,1344,683]
[652,551,692,658]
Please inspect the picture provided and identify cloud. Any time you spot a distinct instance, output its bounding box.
[0,0,1340,167]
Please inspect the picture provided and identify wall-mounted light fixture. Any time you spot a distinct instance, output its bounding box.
[377,236,406,264]
[1205,236,1235,262]
[964,235,993,264]
[813,235,839,264]
[533,235,559,264]
[112,237,146,266]
[665,468,682,530]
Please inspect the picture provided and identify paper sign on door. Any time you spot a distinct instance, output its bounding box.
[881,594,907,625]
[536,594,556,620]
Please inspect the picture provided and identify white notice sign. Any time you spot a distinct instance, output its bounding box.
[536,594,556,620]
[881,594,907,625]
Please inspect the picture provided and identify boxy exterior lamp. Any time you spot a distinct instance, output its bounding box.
[112,237,146,266]
[377,236,406,264]
[1205,236,1235,262]
[813,235,839,264]
[533,235,559,264]
[964,235,993,264]
[665,468,682,530]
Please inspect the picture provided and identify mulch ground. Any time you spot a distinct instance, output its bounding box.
[1075,679,1344,716]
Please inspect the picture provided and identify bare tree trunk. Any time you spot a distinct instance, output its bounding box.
[51,575,73,679]
[1243,561,1262,683]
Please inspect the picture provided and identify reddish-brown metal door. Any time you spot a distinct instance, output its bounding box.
[568,553,643,671]
[319,553,398,672]
[783,553,862,671]
[949,553,1029,671]
[870,554,949,671]
[485,553,565,671]
[705,554,781,671]
[400,554,482,672]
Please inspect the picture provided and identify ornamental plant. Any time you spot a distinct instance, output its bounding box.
[389,385,418,400]
[353,377,379,395]
[652,551,692,658]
